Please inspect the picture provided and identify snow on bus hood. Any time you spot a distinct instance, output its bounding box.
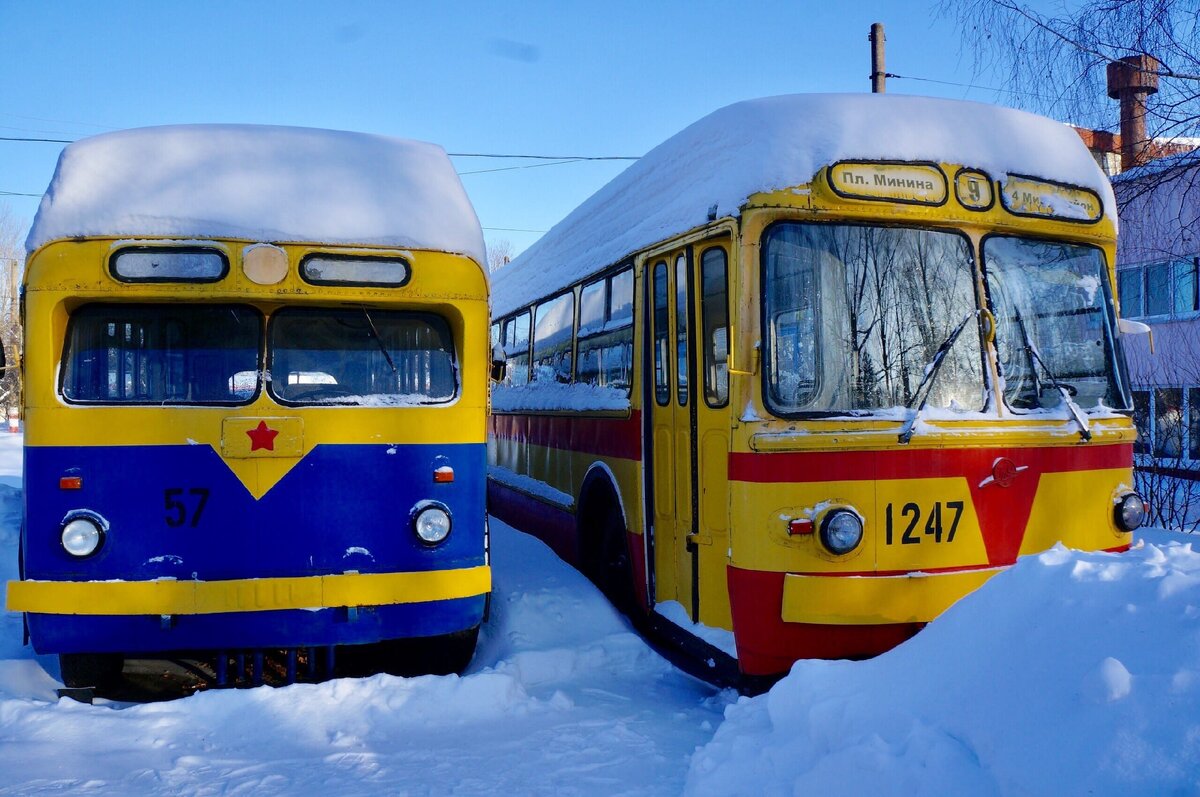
[493,93,1115,317]
[25,124,486,266]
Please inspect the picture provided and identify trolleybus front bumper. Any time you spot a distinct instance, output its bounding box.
[7,565,490,654]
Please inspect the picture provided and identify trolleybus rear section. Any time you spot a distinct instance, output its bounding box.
[7,125,492,687]
[487,94,1144,685]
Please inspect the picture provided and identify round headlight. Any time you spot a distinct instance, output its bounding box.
[1115,493,1147,531]
[820,509,864,555]
[61,517,103,558]
[414,504,452,545]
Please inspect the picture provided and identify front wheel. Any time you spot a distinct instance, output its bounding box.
[346,626,481,678]
[59,653,124,689]
[590,501,636,615]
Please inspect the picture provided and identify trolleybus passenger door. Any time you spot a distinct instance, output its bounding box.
[646,243,732,627]
[648,255,695,617]
[692,244,732,630]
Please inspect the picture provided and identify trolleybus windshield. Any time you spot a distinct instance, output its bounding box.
[983,236,1130,412]
[268,307,457,405]
[762,222,984,416]
[61,303,261,405]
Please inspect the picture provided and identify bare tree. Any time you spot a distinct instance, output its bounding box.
[487,238,514,274]
[942,2,1200,242]
[0,204,22,411]
[1123,322,1200,531]
[942,1,1200,138]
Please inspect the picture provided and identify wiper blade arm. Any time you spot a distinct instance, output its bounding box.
[362,306,398,377]
[899,310,976,444]
[1013,307,1091,442]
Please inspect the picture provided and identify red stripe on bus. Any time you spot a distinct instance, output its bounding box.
[730,443,1131,567]
[727,566,920,676]
[489,411,642,461]
[728,443,1131,484]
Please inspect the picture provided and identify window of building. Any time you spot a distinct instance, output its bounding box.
[1118,269,1144,317]
[1133,389,1151,455]
[1154,387,1183,459]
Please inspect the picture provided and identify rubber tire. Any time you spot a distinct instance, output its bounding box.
[59,653,124,689]
[592,501,636,615]
[344,626,481,679]
[413,626,480,676]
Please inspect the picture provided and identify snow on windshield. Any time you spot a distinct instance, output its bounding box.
[26,124,485,266]
[494,93,1115,317]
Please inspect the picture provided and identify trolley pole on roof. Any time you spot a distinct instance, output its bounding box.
[870,23,886,93]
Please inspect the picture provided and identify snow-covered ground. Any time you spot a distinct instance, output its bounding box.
[1,431,1199,795]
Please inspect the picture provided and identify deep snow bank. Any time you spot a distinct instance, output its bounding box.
[686,530,1200,796]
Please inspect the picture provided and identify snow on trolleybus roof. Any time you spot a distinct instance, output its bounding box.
[25,124,486,266]
[493,93,1116,317]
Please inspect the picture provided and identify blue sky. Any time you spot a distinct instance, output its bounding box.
[0,1,1059,257]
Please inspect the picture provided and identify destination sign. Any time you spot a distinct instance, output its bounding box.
[828,162,948,205]
[954,169,994,210]
[1000,174,1103,222]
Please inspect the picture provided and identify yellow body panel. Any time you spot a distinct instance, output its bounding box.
[8,566,492,616]
[23,238,490,500]
[781,568,999,625]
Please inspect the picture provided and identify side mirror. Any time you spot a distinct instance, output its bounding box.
[1118,318,1154,354]
[490,343,506,382]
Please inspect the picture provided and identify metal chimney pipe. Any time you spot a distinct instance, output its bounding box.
[1107,54,1160,170]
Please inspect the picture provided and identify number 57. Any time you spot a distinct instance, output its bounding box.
[164,487,210,528]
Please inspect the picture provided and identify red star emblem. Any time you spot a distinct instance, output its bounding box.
[246,420,279,452]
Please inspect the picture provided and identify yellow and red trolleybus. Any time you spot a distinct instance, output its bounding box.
[487,94,1144,685]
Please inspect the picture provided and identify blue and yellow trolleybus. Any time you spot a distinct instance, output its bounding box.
[6,125,492,688]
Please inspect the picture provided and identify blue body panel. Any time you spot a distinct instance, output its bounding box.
[22,442,487,654]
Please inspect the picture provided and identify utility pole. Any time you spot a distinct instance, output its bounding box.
[870,23,886,94]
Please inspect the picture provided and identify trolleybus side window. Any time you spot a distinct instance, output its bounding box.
[700,248,729,408]
[982,236,1130,412]
[503,311,531,386]
[532,292,574,383]
[579,280,605,334]
[653,261,670,405]
[577,267,634,395]
[763,222,984,415]
[62,303,261,404]
[675,255,689,406]
[269,308,456,405]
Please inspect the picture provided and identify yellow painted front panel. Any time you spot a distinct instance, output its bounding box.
[729,479,877,574]
[222,417,304,458]
[782,567,999,625]
[1021,468,1132,554]
[874,477,988,572]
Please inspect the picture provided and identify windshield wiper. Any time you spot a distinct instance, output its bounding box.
[898,310,976,444]
[361,306,399,377]
[1012,307,1091,442]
